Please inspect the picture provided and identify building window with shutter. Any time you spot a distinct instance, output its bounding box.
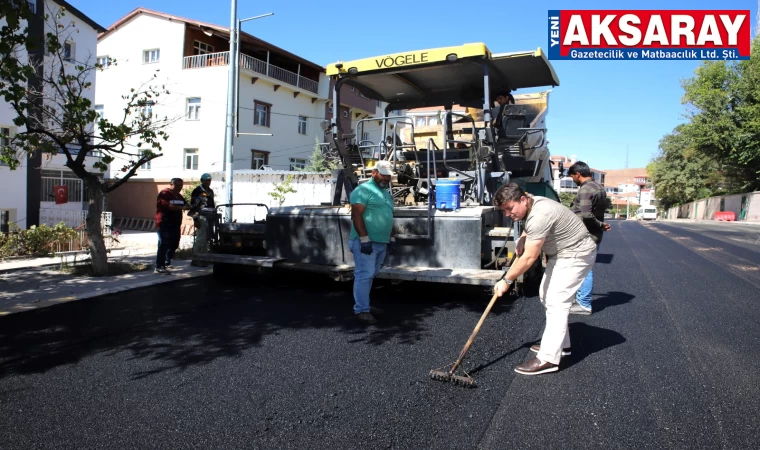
[298,116,307,135]
[254,100,271,127]
[184,149,199,170]
[186,97,201,120]
[251,150,269,169]
[143,49,160,64]
[289,158,306,171]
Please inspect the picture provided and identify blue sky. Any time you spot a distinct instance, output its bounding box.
[74,0,757,170]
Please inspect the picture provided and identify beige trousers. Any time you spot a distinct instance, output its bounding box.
[536,249,596,365]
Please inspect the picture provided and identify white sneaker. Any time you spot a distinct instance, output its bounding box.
[569,303,592,315]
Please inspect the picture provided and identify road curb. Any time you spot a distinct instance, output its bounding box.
[0,268,212,316]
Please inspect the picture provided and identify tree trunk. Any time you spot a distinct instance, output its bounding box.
[85,181,108,276]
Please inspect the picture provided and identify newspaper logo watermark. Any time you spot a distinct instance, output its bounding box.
[548,10,751,60]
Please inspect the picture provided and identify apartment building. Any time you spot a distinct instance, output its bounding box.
[0,0,105,229]
[604,168,654,205]
[97,8,395,220]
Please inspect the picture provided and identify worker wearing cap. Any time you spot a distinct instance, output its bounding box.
[349,160,397,325]
[190,173,216,265]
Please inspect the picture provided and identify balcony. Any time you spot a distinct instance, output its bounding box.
[182,51,319,94]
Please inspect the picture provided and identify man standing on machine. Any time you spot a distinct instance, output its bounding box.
[491,90,515,139]
[492,183,597,375]
[190,173,217,266]
[349,160,397,325]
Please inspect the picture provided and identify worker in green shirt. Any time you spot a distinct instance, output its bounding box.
[349,160,396,325]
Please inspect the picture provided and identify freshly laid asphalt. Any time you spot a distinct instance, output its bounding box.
[0,220,758,449]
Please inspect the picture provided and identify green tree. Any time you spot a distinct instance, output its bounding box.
[559,192,575,208]
[268,175,298,206]
[0,3,177,275]
[649,125,722,209]
[674,36,760,194]
[303,135,339,172]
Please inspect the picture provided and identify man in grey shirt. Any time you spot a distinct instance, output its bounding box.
[493,183,597,375]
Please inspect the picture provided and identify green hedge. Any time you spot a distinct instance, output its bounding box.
[0,223,80,259]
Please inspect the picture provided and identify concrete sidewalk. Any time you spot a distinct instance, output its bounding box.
[0,231,210,316]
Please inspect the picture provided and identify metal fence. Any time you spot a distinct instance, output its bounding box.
[39,209,114,249]
[182,51,230,69]
[41,176,84,203]
[182,51,319,94]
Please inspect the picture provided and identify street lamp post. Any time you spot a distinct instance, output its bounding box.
[234,13,273,138]
[222,0,272,223]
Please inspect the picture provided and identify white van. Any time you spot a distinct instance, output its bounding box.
[635,206,658,220]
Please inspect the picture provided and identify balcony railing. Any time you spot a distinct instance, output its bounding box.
[183,51,319,94]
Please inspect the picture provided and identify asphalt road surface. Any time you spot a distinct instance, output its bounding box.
[1,220,758,449]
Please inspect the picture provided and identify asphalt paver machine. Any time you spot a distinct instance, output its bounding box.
[198,43,561,288]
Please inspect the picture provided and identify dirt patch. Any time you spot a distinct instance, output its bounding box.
[62,262,152,277]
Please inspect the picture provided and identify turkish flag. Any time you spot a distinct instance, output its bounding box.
[54,185,68,204]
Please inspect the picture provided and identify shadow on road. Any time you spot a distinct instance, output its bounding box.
[561,322,626,369]
[0,270,518,381]
[593,290,635,313]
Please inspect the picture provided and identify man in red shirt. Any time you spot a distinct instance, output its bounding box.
[155,178,190,274]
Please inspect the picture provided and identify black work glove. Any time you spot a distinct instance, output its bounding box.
[360,238,373,255]
[387,238,397,255]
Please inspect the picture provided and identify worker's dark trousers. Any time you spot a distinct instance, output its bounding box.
[156,227,181,268]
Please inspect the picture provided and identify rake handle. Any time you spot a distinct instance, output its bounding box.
[449,253,517,375]
[449,292,500,375]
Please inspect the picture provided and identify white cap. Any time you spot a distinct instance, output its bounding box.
[374,160,393,176]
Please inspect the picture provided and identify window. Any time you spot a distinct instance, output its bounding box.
[186,97,201,120]
[254,100,271,127]
[1,127,12,147]
[193,41,214,55]
[140,160,151,170]
[342,110,348,118]
[377,100,382,107]
[63,41,74,61]
[93,105,104,135]
[415,117,427,127]
[184,149,199,170]
[560,178,575,189]
[0,127,10,166]
[297,116,307,135]
[96,55,111,68]
[289,157,306,171]
[140,101,154,119]
[40,169,86,203]
[251,150,269,170]
[143,49,160,64]
[428,116,440,126]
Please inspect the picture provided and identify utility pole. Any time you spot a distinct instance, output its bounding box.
[223,3,272,223]
[223,0,238,223]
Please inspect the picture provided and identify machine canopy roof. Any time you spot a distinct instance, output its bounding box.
[326,43,559,110]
